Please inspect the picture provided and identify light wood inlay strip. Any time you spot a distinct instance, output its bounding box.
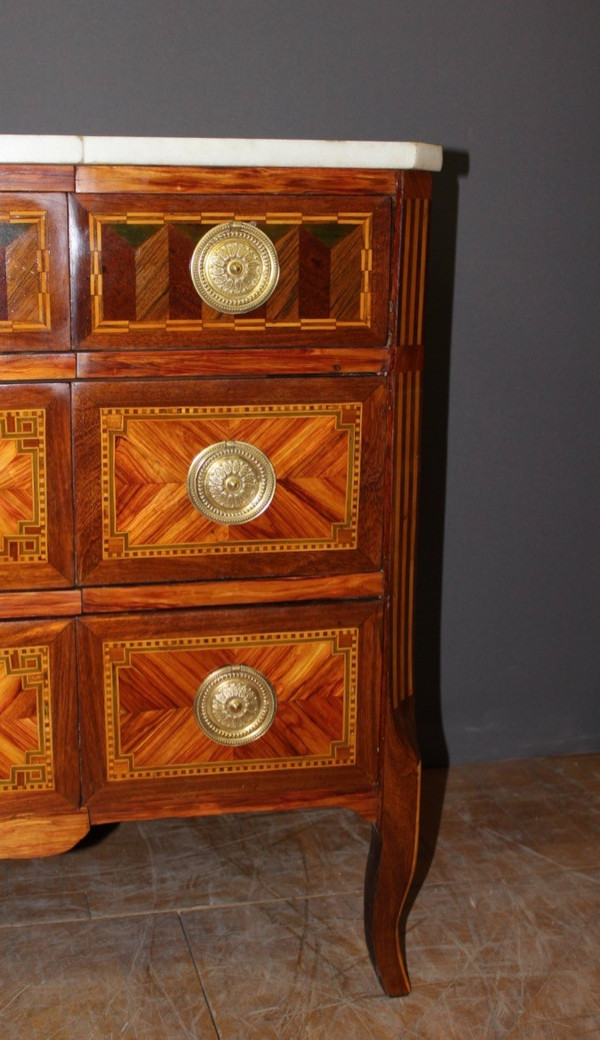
[406,371,421,697]
[390,372,421,708]
[82,573,383,613]
[408,200,421,346]
[399,200,412,347]
[398,197,429,349]
[0,590,82,619]
[397,373,410,706]
[416,203,430,344]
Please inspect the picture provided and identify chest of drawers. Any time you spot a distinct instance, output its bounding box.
[0,136,441,996]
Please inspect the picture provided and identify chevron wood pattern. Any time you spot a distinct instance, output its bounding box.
[0,643,54,793]
[0,384,73,590]
[0,408,47,566]
[101,402,361,559]
[103,626,358,781]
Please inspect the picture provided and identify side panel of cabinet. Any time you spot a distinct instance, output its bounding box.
[0,383,74,589]
[0,193,70,352]
[73,377,386,585]
[77,600,381,822]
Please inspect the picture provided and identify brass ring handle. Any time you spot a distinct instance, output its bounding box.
[190,221,280,313]
[193,664,277,745]
[187,440,276,525]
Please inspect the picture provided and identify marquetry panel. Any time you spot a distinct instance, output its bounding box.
[0,408,48,567]
[0,619,79,814]
[77,600,381,814]
[73,377,385,585]
[105,627,357,780]
[70,194,390,348]
[0,643,54,792]
[103,402,360,557]
[0,384,73,589]
[0,194,69,351]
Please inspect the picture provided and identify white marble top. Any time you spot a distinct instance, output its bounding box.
[0,135,442,171]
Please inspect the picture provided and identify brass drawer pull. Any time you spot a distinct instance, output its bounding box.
[193,664,277,745]
[187,440,276,525]
[190,221,280,313]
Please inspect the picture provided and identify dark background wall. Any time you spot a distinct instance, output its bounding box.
[1,0,598,765]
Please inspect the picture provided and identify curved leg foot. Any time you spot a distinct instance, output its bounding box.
[364,702,420,996]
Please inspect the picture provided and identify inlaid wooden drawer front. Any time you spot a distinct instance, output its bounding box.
[0,619,79,815]
[70,194,391,349]
[77,601,381,820]
[73,378,386,585]
[0,384,74,589]
[0,193,69,352]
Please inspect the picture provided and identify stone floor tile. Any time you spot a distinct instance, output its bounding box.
[1,752,599,1038]
[0,912,216,1039]
[82,807,371,917]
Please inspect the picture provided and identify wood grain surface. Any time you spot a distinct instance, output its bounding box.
[75,165,397,195]
[0,590,81,619]
[0,353,76,381]
[0,165,75,192]
[0,808,89,859]
[82,573,383,613]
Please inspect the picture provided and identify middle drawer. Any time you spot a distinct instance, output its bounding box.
[73,377,386,585]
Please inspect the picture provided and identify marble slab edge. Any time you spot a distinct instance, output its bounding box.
[0,135,442,171]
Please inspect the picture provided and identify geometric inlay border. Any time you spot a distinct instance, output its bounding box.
[103,627,358,780]
[89,210,373,333]
[0,409,48,565]
[0,209,51,333]
[100,402,362,559]
[0,644,54,792]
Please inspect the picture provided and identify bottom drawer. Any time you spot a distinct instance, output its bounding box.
[0,619,81,816]
[77,600,382,822]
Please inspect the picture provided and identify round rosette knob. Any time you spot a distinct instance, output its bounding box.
[193,664,277,745]
[186,440,276,525]
[190,221,280,313]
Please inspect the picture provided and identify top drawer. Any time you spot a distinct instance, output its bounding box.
[0,193,69,353]
[70,194,391,350]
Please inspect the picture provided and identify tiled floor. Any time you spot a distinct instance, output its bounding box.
[1,753,599,1038]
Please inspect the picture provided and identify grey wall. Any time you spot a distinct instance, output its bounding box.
[1,0,598,765]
